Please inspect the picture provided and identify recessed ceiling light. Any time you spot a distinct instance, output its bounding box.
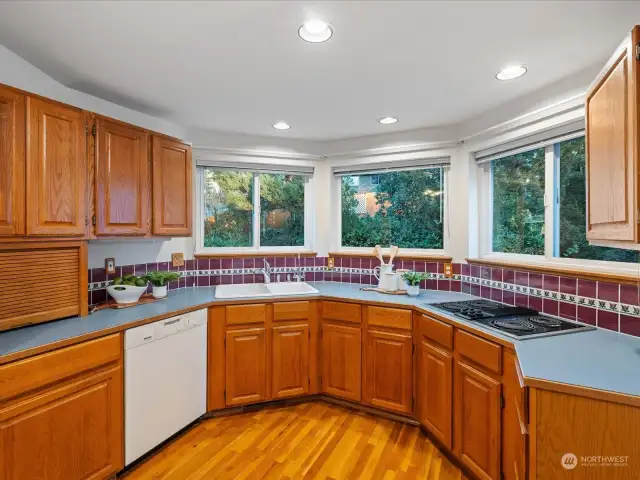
[378,116,398,125]
[298,20,333,43]
[272,121,291,130]
[496,65,527,81]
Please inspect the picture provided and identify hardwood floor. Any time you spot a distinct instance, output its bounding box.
[121,401,469,480]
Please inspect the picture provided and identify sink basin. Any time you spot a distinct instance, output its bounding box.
[214,282,318,299]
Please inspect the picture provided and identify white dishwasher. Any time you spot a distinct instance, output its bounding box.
[125,309,207,466]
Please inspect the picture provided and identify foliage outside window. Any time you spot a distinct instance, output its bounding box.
[341,168,444,249]
[557,137,637,263]
[492,148,545,255]
[202,169,305,249]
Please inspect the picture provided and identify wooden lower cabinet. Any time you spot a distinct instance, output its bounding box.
[0,334,123,480]
[418,339,453,448]
[321,322,361,401]
[225,327,267,406]
[454,360,501,480]
[272,323,310,399]
[363,328,413,414]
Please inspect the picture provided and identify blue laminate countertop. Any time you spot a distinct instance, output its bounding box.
[1,282,639,399]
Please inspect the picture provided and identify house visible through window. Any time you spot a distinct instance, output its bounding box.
[201,169,307,249]
[341,168,444,249]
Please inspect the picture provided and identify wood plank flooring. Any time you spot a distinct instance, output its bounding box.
[121,401,469,480]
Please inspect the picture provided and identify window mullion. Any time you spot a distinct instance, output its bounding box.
[253,173,260,249]
[543,144,556,261]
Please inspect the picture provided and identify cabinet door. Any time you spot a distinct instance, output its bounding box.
[418,339,452,448]
[363,328,412,414]
[0,367,123,480]
[95,118,149,235]
[0,86,25,236]
[26,97,86,236]
[321,322,361,401]
[586,25,639,242]
[272,324,309,399]
[455,360,501,480]
[151,136,192,236]
[226,327,267,406]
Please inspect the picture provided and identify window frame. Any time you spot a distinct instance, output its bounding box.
[194,168,314,255]
[479,136,639,275]
[333,166,450,256]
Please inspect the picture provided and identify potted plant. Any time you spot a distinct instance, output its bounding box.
[401,271,428,297]
[144,271,181,299]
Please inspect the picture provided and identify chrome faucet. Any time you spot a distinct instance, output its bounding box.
[293,253,304,282]
[257,259,271,284]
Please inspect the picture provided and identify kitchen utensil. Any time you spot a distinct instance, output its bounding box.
[373,245,384,263]
[388,245,399,265]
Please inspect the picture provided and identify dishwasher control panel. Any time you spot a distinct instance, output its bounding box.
[124,309,207,349]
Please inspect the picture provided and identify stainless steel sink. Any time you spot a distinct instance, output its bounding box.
[214,282,319,299]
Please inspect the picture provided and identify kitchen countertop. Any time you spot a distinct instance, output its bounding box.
[1,282,639,401]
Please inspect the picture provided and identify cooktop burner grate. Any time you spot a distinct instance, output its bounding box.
[527,316,563,328]
[489,319,537,332]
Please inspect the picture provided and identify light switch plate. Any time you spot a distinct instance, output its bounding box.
[443,263,453,278]
[172,252,184,267]
[327,257,335,270]
[105,257,116,275]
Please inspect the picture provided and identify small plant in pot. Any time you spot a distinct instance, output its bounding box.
[144,271,181,299]
[401,271,428,297]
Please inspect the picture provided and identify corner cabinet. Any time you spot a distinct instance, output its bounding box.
[94,117,150,236]
[26,97,87,236]
[0,85,25,237]
[151,136,192,236]
[586,25,640,245]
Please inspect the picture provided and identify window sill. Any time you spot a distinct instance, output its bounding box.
[330,250,452,262]
[195,250,317,259]
[466,257,639,286]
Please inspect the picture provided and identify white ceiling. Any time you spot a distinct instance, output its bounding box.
[0,1,637,140]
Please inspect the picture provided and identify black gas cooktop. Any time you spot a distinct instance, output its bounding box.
[429,300,595,339]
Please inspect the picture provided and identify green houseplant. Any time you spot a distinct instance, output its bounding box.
[401,271,428,297]
[145,271,181,299]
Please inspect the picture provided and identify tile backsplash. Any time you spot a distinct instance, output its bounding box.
[88,257,640,339]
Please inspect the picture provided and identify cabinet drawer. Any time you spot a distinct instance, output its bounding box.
[456,330,502,374]
[420,314,453,349]
[0,334,122,402]
[226,304,266,325]
[367,306,412,330]
[322,301,361,324]
[273,301,309,322]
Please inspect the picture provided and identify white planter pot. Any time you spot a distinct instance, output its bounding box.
[406,285,420,297]
[152,285,168,299]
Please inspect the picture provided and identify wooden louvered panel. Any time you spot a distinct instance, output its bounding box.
[0,242,85,331]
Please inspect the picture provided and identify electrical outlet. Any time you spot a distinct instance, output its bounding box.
[327,257,335,270]
[443,263,453,278]
[105,257,116,275]
[172,252,184,267]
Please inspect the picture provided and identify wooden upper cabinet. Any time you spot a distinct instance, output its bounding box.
[363,328,413,414]
[321,322,361,401]
[586,25,640,243]
[0,85,25,237]
[26,97,86,236]
[454,360,501,480]
[95,118,149,236]
[225,327,267,406]
[272,323,310,399]
[151,136,192,236]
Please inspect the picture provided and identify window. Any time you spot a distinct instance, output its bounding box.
[340,168,444,249]
[492,148,545,255]
[484,134,638,266]
[555,137,637,263]
[199,168,309,251]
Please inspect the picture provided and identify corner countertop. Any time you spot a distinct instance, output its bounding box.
[1,283,639,401]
